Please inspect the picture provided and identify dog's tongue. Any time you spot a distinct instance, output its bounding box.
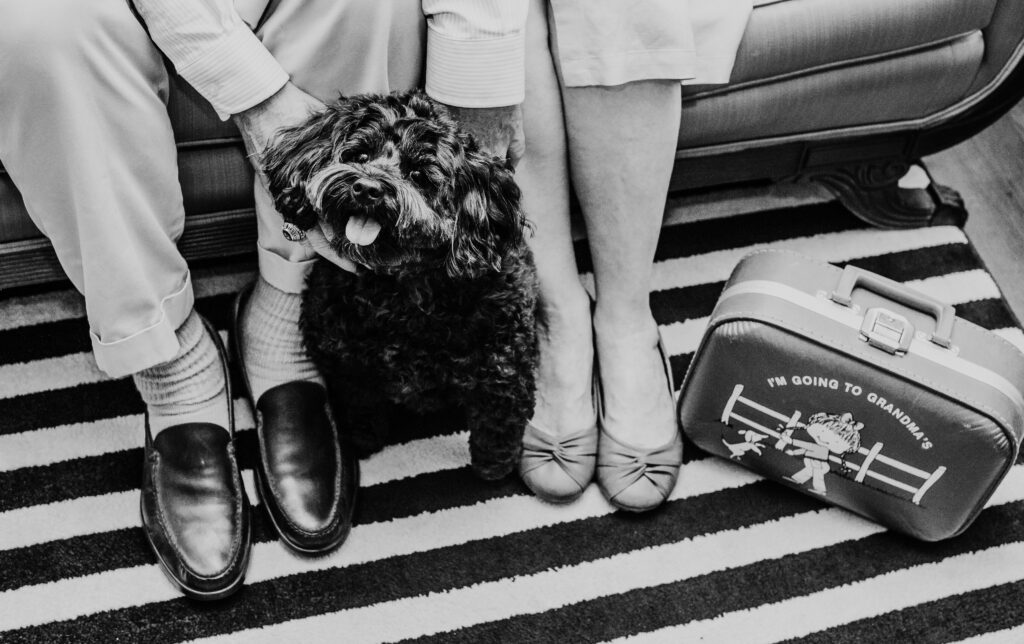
[345,215,381,246]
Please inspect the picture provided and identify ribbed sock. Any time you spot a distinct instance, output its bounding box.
[133,309,230,436]
[240,276,324,402]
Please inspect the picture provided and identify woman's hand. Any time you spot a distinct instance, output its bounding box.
[234,83,360,273]
[444,104,525,168]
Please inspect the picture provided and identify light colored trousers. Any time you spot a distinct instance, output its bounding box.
[0,0,424,377]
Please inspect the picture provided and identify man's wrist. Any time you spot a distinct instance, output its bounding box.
[233,83,290,127]
[232,83,325,162]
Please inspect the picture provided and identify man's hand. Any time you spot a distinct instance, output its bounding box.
[234,82,325,173]
[303,225,361,274]
[233,83,359,273]
[444,105,525,168]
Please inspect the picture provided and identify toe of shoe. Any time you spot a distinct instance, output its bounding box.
[596,461,680,513]
[520,461,590,503]
[275,519,350,555]
[142,503,251,601]
[177,553,249,601]
[603,478,668,513]
[261,461,358,555]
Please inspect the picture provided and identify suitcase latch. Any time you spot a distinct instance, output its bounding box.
[860,307,914,355]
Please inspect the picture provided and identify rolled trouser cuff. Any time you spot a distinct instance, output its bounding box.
[258,242,317,294]
[90,272,195,378]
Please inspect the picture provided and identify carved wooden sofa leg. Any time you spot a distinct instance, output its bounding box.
[799,159,968,229]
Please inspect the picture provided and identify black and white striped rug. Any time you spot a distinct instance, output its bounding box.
[3,201,1024,643]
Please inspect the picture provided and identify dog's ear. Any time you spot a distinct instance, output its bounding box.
[446,152,528,278]
[260,112,336,230]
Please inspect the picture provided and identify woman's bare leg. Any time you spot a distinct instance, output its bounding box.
[560,80,681,448]
[518,0,595,436]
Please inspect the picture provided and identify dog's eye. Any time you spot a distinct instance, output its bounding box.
[409,170,423,182]
[357,153,370,163]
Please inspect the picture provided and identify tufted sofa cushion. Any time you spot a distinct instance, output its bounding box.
[677,0,999,148]
[168,75,252,221]
[730,0,996,84]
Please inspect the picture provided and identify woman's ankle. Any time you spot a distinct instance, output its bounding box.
[537,282,591,329]
[592,302,658,345]
[591,305,675,448]
[531,286,596,433]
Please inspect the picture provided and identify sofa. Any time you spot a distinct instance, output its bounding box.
[3,0,1024,291]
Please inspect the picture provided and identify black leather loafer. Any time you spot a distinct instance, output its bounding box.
[233,282,358,555]
[140,318,251,601]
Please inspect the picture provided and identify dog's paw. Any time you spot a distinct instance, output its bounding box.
[470,459,516,481]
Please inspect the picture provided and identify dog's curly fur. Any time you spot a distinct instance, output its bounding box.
[261,90,538,480]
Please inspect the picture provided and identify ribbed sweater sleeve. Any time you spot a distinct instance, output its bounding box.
[423,0,529,107]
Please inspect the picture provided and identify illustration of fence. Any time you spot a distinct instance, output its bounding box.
[721,384,946,505]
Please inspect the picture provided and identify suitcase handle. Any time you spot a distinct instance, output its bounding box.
[830,266,955,349]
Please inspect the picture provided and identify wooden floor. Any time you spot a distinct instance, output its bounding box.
[927,100,1024,321]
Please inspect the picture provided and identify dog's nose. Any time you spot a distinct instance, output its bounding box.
[351,178,384,203]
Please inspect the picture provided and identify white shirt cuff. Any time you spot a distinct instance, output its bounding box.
[425,28,525,108]
[174,25,289,120]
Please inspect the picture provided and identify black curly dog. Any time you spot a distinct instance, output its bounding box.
[261,90,538,480]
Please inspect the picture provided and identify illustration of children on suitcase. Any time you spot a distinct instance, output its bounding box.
[718,385,947,504]
[778,412,863,495]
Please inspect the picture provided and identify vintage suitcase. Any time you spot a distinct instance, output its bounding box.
[678,249,1024,541]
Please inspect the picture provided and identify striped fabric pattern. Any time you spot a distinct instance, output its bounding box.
[2,201,1024,643]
